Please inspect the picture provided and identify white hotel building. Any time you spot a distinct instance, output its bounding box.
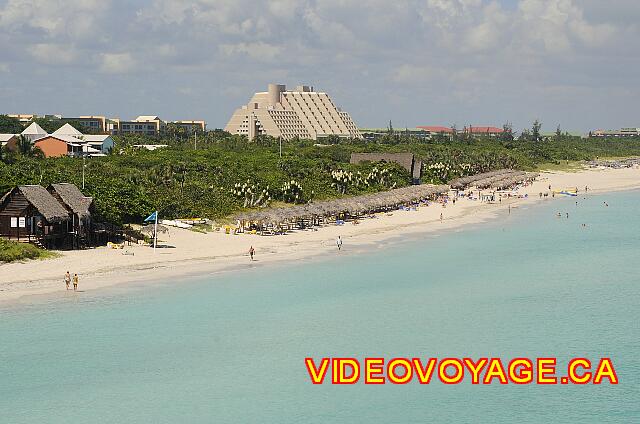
[225,84,362,141]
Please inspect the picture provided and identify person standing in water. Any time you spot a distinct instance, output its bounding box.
[72,273,78,291]
[336,236,343,251]
[249,246,255,261]
[64,271,71,290]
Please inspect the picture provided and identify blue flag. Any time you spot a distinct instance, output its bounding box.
[144,211,157,222]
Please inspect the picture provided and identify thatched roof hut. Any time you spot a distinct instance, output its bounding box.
[13,185,70,223]
[47,183,93,218]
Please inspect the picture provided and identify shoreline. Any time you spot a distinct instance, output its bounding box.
[1,166,639,306]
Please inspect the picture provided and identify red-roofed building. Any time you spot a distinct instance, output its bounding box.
[416,126,455,139]
[417,126,455,134]
[463,126,504,136]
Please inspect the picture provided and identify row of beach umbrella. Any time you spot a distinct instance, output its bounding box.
[449,169,515,189]
[473,171,528,189]
[489,173,539,190]
[236,184,449,225]
[235,170,538,228]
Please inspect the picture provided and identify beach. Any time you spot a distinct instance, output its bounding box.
[1,166,639,303]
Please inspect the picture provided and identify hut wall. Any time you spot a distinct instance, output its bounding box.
[0,191,37,240]
[350,153,414,173]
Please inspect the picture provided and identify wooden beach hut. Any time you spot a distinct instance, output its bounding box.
[47,183,94,248]
[0,185,70,248]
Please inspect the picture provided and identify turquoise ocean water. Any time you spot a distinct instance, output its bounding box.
[1,191,638,423]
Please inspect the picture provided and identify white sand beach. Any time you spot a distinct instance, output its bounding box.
[1,166,639,304]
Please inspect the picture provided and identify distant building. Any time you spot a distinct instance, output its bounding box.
[6,113,206,137]
[53,124,114,154]
[462,126,504,137]
[592,128,640,137]
[360,128,432,141]
[34,136,73,157]
[417,126,455,134]
[0,134,18,149]
[417,126,455,139]
[61,116,110,133]
[225,83,361,141]
[109,115,166,136]
[7,114,36,125]
[21,122,48,141]
[172,120,206,133]
[132,144,168,151]
[4,123,114,157]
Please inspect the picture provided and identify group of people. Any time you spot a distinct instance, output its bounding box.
[64,271,79,291]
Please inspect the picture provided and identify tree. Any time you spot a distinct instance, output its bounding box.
[519,129,531,142]
[501,122,515,145]
[532,120,542,142]
[17,135,33,155]
[0,115,23,133]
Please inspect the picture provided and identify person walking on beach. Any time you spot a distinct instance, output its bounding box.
[249,246,255,261]
[440,212,443,222]
[64,271,71,290]
[336,236,343,251]
[72,273,78,291]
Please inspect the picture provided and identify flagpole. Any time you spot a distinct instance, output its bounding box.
[153,210,158,251]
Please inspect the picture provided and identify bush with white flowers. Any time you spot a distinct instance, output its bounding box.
[331,169,353,194]
[231,180,272,208]
[282,180,303,203]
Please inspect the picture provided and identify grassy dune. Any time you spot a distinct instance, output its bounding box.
[0,239,58,263]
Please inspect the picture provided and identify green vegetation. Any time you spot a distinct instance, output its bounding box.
[0,239,58,263]
[1,120,640,226]
[0,115,23,133]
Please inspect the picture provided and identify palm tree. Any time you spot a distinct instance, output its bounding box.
[17,135,35,156]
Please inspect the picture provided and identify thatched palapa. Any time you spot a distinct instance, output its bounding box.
[236,183,449,230]
[449,169,514,189]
